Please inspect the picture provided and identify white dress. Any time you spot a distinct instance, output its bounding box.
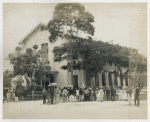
[97,90,104,101]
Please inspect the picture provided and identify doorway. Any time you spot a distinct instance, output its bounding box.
[102,72,106,86]
[109,72,112,86]
[73,75,78,88]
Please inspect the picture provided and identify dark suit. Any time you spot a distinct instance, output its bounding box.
[134,87,140,105]
[106,89,110,101]
[111,89,116,101]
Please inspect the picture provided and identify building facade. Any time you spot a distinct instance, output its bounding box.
[8,22,129,89]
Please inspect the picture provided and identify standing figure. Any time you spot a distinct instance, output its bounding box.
[84,88,90,101]
[127,87,132,104]
[106,88,110,101]
[6,91,10,102]
[79,88,84,102]
[54,87,58,104]
[76,88,79,102]
[90,89,95,101]
[62,88,68,102]
[43,89,47,105]
[134,85,140,106]
[103,87,106,101]
[111,88,115,101]
[56,88,61,104]
[51,87,55,104]
[113,88,116,101]
[97,88,104,102]
[47,88,51,105]
[94,90,97,101]
[67,87,70,102]
[69,87,74,102]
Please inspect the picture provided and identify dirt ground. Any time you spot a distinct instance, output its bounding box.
[3,99,147,119]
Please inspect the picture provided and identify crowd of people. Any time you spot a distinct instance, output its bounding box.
[42,86,122,105]
[42,84,141,106]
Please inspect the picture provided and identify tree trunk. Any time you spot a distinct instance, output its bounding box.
[49,75,50,85]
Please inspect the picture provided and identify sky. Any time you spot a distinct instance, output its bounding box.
[3,3,147,70]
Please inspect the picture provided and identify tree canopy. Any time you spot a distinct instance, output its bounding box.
[8,46,51,86]
[52,38,129,71]
[47,3,95,43]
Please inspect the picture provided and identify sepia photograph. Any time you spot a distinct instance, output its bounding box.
[3,2,147,119]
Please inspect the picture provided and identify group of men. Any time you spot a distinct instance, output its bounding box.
[104,87,116,101]
[62,87,84,102]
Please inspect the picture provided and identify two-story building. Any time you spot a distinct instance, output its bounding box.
[6,22,129,90]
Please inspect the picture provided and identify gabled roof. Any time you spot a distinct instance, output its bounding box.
[18,22,46,45]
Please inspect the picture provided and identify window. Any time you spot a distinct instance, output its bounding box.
[73,75,78,88]
[41,43,48,63]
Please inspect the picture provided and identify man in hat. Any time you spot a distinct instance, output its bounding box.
[106,87,110,101]
[111,87,115,101]
[134,84,140,106]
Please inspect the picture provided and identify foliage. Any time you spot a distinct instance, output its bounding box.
[15,84,25,96]
[8,46,51,86]
[48,3,95,82]
[52,39,130,73]
[3,69,13,88]
[47,3,95,43]
[15,46,22,51]
[33,44,38,50]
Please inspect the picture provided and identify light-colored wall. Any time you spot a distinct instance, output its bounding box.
[19,27,84,88]
[67,69,86,87]
[11,25,131,89]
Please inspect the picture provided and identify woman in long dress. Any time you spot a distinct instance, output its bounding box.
[97,89,104,102]
[47,88,51,104]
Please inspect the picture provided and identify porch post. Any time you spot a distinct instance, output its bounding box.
[123,78,126,88]
[105,71,109,87]
[111,73,115,88]
[117,76,121,87]
[99,72,102,88]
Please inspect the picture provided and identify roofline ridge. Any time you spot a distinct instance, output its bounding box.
[18,22,45,45]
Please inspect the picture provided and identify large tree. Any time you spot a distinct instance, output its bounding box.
[47,3,95,85]
[8,45,51,89]
[53,39,129,71]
